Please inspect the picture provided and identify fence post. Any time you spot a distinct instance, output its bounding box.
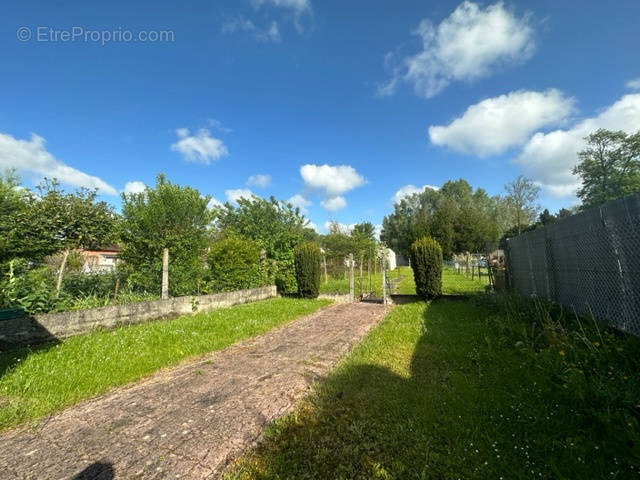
[349,253,355,302]
[323,254,328,284]
[381,254,387,305]
[162,248,169,300]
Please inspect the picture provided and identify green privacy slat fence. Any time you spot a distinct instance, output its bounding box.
[505,193,640,336]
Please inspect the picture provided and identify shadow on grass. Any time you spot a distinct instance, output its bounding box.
[228,297,483,479]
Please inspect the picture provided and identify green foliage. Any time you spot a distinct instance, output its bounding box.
[410,236,442,300]
[0,173,117,264]
[573,128,640,208]
[206,234,269,292]
[226,298,640,480]
[0,260,63,314]
[119,174,212,296]
[294,242,322,298]
[61,271,123,298]
[504,175,540,235]
[381,179,505,260]
[214,196,306,294]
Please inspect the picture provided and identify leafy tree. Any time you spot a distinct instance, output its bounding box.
[573,129,640,208]
[0,170,31,263]
[556,207,574,220]
[119,174,212,296]
[206,233,268,292]
[351,222,377,276]
[504,175,540,234]
[381,179,502,258]
[322,222,356,276]
[214,196,306,294]
[538,208,556,226]
[352,222,376,240]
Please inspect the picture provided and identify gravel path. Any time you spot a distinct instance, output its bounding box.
[0,302,389,480]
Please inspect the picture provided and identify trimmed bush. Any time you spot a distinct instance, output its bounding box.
[410,236,443,300]
[294,242,322,298]
[206,234,269,293]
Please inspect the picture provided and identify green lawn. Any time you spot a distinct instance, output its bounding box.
[227,291,640,478]
[395,265,488,295]
[0,297,330,430]
[320,266,488,297]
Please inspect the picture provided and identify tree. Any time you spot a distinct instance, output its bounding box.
[538,208,556,226]
[573,129,640,208]
[206,233,267,292]
[119,174,212,296]
[0,170,31,264]
[294,242,322,298]
[504,175,540,234]
[410,237,442,300]
[381,179,503,259]
[351,222,377,276]
[214,196,306,293]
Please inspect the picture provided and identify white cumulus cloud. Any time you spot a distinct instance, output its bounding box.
[222,17,281,42]
[392,184,439,204]
[428,89,575,156]
[323,221,355,234]
[0,132,116,195]
[300,164,366,196]
[247,174,272,188]
[320,195,347,212]
[171,128,228,164]
[627,77,640,91]
[515,93,640,197]
[287,193,312,214]
[122,181,146,195]
[225,188,255,203]
[379,1,535,98]
[253,0,311,12]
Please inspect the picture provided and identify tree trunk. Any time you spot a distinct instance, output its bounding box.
[55,249,70,299]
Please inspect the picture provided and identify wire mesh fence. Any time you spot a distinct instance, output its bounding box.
[505,193,640,336]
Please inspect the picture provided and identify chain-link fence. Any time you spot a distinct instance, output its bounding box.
[505,193,640,337]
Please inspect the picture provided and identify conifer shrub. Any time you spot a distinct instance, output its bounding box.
[410,236,443,300]
[294,242,322,298]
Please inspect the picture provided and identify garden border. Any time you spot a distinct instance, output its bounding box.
[0,285,277,350]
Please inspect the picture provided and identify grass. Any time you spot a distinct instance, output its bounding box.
[227,286,640,478]
[320,265,488,297]
[0,297,330,430]
[395,265,488,295]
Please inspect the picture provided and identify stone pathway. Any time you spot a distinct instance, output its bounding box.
[0,302,389,480]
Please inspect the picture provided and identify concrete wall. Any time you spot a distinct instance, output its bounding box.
[0,285,277,350]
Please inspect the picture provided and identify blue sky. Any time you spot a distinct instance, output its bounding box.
[2,0,640,233]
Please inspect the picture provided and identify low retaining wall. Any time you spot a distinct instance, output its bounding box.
[318,293,353,303]
[0,285,277,350]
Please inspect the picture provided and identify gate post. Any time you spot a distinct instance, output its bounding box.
[348,253,355,302]
[381,253,387,305]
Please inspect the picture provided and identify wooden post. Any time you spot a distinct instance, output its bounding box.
[162,248,169,300]
[323,254,328,284]
[348,253,354,302]
[381,254,387,305]
[55,249,70,299]
[112,277,120,305]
